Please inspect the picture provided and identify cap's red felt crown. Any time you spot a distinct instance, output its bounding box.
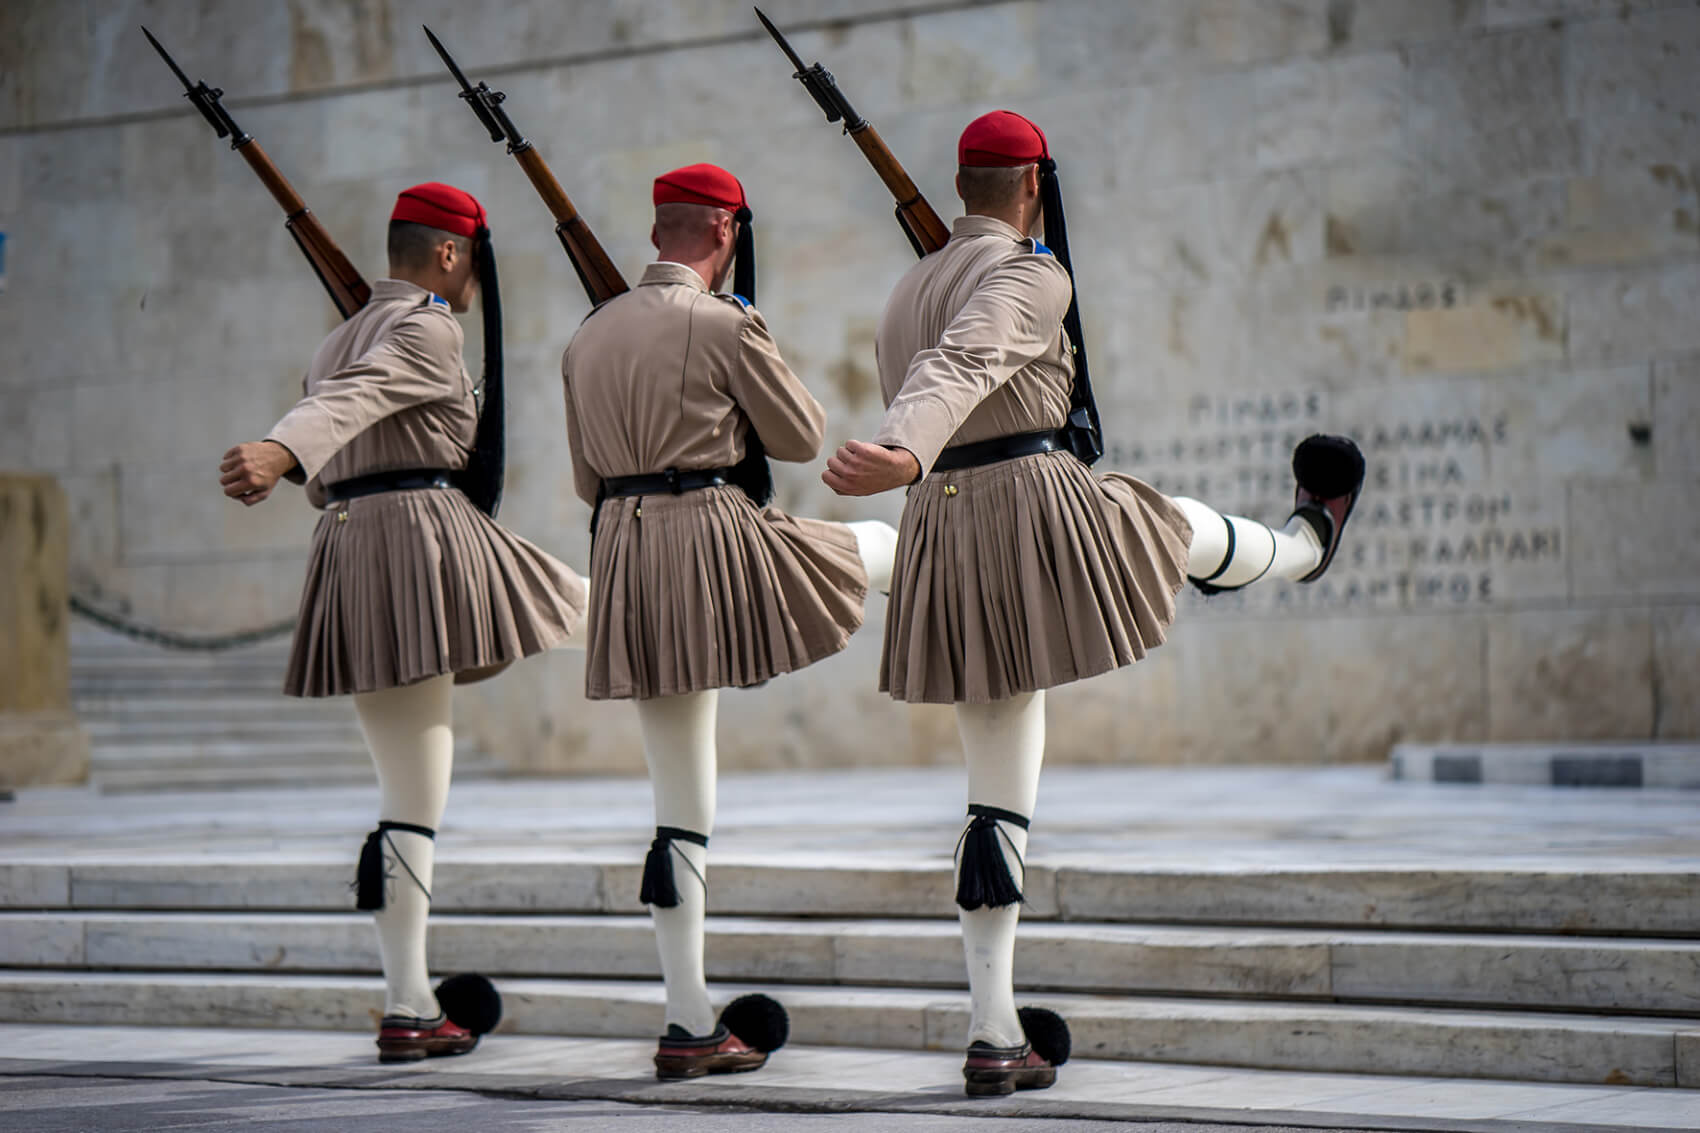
[653,163,747,212]
[958,110,1049,167]
[391,182,486,237]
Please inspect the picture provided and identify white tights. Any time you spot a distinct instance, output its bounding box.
[954,690,1046,1049]
[636,689,719,1036]
[352,674,454,1021]
[625,519,895,1037]
[1172,496,1321,588]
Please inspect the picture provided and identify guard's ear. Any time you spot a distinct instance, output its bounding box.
[1023,163,1041,199]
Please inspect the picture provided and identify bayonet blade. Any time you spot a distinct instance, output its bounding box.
[753,7,810,74]
[423,25,476,93]
[141,26,196,93]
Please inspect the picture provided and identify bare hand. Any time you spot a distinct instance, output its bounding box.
[219,441,297,507]
[822,439,921,497]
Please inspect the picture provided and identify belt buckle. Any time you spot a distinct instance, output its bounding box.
[664,468,682,495]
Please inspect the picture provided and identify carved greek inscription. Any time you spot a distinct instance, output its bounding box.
[1113,389,1564,615]
[1326,280,1462,313]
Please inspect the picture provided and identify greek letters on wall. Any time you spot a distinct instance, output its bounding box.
[1108,386,1565,615]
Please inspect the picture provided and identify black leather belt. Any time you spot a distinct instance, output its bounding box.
[931,429,1069,473]
[325,468,455,501]
[601,467,733,499]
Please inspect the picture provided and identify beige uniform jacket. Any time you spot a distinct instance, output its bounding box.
[872,215,1075,473]
[870,215,1192,705]
[268,278,477,509]
[261,278,584,699]
[559,261,866,701]
[561,262,826,502]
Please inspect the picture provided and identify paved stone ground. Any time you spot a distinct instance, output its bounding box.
[3,764,1695,866]
[0,1025,1696,1131]
[2,767,1696,1128]
[0,1076,1386,1133]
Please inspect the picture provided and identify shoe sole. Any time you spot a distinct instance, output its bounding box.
[377,1036,479,1063]
[963,1067,1057,1096]
[654,1052,769,1080]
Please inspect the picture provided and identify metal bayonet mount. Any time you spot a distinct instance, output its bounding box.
[142,26,251,148]
[753,7,864,132]
[423,25,531,154]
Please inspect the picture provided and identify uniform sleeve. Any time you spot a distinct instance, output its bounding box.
[264,311,463,482]
[871,253,1072,474]
[560,343,604,508]
[725,306,827,463]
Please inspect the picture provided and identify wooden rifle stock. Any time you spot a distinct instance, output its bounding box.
[847,123,951,256]
[510,146,627,305]
[235,139,371,317]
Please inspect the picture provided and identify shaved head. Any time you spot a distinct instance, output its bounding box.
[388,221,470,273]
[957,164,1034,213]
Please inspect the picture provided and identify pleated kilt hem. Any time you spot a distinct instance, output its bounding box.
[584,484,868,701]
[283,486,588,698]
[881,450,1194,705]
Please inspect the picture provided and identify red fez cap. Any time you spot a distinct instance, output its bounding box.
[391,182,486,237]
[653,163,747,213]
[958,110,1049,168]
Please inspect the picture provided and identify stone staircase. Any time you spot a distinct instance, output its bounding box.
[69,627,498,792]
[2,855,1696,1087]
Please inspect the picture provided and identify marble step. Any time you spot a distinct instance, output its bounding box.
[89,741,375,766]
[8,857,1694,937]
[82,719,365,742]
[72,696,350,723]
[87,760,504,795]
[1391,743,1700,789]
[0,970,1694,1087]
[4,911,1697,1015]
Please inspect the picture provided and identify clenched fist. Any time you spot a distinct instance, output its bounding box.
[822,439,921,497]
[219,440,298,507]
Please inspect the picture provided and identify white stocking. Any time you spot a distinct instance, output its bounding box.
[636,688,719,1037]
[1173,496,1321,587]
[953,690,1045,1049]
[845,519,899,595]
[353,674,454,1021]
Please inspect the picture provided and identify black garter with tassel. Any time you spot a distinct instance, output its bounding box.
[639,826,709,909]
[354,821,436,912]
[954,804,1030,911]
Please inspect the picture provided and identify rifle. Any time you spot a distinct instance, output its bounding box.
[143,27,370,318]
[754,6,950,257]
[756,8,1102,465]
[423,25,627,306]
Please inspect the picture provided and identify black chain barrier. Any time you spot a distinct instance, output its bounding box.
[68,594,296,652]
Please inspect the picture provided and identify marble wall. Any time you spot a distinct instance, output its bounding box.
[2,0,1696,771]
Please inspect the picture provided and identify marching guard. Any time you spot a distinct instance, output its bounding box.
[561,163,898,1079]
[824,111,1365,1095]
[219,183,588,1062]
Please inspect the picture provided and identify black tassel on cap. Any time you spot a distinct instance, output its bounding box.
[722,203,775,509]
[731,205,755,304]
[638,826,709,909]
[1035,158,1103,467]
[954,804,1030,911]
[353,821,436,912]
[456,227,505,518]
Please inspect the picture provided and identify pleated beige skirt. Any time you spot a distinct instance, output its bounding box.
[284,486,587,698]
[881,450,1193,705]
[584,484,867,700]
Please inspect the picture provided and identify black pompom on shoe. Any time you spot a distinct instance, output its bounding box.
[1290,434,1366,584]
[1018,1006,1072,1067]
[435,973,502,1036]
[720,993,790,1053]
